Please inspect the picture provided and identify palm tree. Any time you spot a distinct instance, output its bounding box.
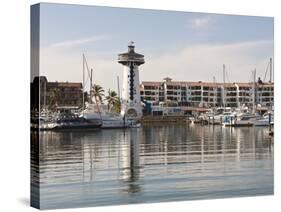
[91,84,104,114]
[92,84,104,104]
[112,98,121,114]
[105,89,118,111]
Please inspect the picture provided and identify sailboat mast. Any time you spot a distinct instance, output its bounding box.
[270,58,273,111]
[252,69,256,112]
[82,54,85,115]
[213,76,217,108]
[44,80,46,110]
[223,64,226,108]
[83,54,102,116]
[269,57,272,82]
[117,76,121,100]
[90,68,93,104]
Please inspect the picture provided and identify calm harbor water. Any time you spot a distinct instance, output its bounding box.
[32,124,274,209]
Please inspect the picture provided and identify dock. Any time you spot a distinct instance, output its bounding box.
[140,115,189,124]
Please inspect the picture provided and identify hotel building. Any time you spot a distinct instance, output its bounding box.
[31,76,83,110]
[140,77,274,111]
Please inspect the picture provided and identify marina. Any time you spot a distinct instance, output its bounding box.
[31,43,274,132]
[29,4,275,210]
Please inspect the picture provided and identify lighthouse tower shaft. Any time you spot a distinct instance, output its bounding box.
[121,62,142,116]
[118,42,145,118]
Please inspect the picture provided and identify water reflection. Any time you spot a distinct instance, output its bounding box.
[32,124,273,209]
[119,129,141,193]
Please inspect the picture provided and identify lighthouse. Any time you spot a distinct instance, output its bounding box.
[118,41,145,118]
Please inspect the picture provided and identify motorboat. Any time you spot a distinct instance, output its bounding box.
[253,112,274,126]
[54,114,102,130]
[223,112,261,127]
[207,107,233,125]
[81,103,141,129]
[31,110,58,131]
[234,113,260,126]
[39,117,58,130]
[222,113,236,127]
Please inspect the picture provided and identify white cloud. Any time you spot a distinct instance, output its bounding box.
[40,47,119,92]
[48,35,111,48]
[40,40,273,93]
[191,16,211,29]
[143,40,273,83]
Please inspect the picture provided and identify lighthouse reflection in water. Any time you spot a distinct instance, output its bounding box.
[35,125,273,209]
[120,129,140,194]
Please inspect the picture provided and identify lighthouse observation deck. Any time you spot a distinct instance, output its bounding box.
[118,41,145,66]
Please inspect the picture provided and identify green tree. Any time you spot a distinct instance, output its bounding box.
[92,84,104,104]
[91,84,105,114]
[112,98,121,114]
[105,89,119,111]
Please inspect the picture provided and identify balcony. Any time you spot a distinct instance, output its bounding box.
[118,53,145,65]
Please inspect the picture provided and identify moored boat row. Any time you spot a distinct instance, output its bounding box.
[31,105,141,131]
[202,107,274,127]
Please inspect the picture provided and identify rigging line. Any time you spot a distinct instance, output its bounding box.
[263,60,270,82]
[83,54,92,82]
[84,77,90,88]
[83,55,95,94]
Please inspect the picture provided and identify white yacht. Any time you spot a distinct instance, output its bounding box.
[81,103,140,129]
[253,112,274,126]
[223,112,262,127]
[36,110,59,130]
[222,113,236,127]
[39,117,58,130]
[234,113,261,126]
[207,107,233,125]
[222,107,257,127]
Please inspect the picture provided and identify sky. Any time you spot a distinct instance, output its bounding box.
[39,3,274,92]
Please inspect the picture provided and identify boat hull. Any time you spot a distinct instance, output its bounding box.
[53,123,102,131]
[53,117,102,131]
[101,120,141,129]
